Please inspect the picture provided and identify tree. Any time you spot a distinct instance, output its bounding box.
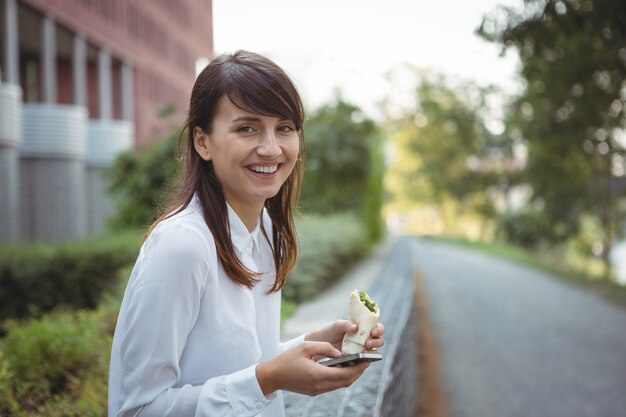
[478,0,626,276]
[300,95,385,241]
[386,70,500,233]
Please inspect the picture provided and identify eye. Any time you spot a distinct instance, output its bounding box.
[277,124,296,133]
[237,125,255,133]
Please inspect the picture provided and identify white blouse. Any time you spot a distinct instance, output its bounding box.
[108,196,304,417]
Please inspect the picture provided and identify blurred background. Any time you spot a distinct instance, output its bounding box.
[0,0,625,416]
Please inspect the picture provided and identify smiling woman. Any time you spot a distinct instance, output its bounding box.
[107,50,384,417]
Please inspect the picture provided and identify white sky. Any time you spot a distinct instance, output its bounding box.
[212,0,524,119]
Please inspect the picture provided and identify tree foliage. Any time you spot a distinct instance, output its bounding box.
[104,128,180,230]
[386,71,500,230]
[478,0,626,272]
[300,96,385,241]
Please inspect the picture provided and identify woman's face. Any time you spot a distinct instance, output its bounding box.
[195,96,300,213]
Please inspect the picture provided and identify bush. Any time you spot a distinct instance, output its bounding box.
[0,300,119,417]
[300,96,385,245]
[0,232,141,321]
[496,209,553,249]
[105,129,180,231]
[300,98,378,215]
[282,213,369,303]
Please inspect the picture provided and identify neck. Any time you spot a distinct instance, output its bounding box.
[227,200,264,231]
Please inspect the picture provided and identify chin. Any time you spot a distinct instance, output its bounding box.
[259,188,283,201]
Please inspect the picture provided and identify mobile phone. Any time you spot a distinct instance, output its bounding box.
[316,352,382,367]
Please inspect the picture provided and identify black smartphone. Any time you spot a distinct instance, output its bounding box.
[316,352,382,367]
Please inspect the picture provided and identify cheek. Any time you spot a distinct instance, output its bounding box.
[283,144,299,174]
[210,159,234,184]
[284,139,300,162]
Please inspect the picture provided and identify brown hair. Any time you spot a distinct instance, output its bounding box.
[147,50,305,293]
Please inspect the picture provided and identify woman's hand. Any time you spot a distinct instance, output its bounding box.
[305,320,385,352]
[255,341,369,396]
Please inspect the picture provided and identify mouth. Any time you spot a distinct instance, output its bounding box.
[246,163,283,176]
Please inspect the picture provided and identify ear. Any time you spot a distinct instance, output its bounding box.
[193,127,212,161]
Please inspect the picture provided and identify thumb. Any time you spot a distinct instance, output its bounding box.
[302,341,342,358]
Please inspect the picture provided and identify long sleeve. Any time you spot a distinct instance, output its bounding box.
[133,365,271,417]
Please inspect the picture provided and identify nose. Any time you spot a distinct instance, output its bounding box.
[257,131,282,158]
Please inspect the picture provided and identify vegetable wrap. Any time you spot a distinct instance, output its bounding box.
[341,290,380,354]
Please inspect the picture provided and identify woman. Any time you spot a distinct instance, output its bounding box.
[108,50,384,417]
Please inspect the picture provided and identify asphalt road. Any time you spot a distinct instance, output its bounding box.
[415,238,626,417]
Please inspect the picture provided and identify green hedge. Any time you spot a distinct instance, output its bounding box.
[0,232,141,321]
[0,294,119,417]
[496,209,554,249]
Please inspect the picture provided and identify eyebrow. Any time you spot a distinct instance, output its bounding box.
[231,115,291,123]
[231,116,263,123]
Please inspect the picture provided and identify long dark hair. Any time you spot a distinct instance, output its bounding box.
[147,50,305,293]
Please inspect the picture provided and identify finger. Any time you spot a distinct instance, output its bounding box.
[335,319,358,334]
[311,362,370,396]
[350,362,370,378]
[371,323,385,338]
[365,337,384,350]
[343,361,370,383]
[302,341,341,358]
[322,361,369,382]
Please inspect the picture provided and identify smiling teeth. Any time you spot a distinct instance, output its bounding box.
[249,165,278,174]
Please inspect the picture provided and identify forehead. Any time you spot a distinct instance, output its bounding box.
[215,96,245,118]
[215,96,286,122]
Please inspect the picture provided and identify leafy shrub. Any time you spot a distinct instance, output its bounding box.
[283,213,369,303]
[0,301,119,417]
[105,129,180,230]
[0,232,141,321]
[496,209,553,249]
[301,97,382,218]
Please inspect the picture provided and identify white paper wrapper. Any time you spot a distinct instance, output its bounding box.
[341,290,380,354]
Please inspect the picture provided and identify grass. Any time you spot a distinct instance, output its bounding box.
[426,235,626,311]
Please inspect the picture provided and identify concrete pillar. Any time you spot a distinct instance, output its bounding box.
[121,63,134,121]
[20,105,88,242]
[42,16,57,104]
[86,120,133,234]
[73,34,87,107]
[98,49,112,120]
[0,83,22,241]
[85,57,134,234]
[3,0,19,84]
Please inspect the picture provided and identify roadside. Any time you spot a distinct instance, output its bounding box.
[414,269,450,417]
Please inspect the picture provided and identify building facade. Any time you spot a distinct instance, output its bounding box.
[0,0,213,242]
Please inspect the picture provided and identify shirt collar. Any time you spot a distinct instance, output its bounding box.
[227,203,263,257]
